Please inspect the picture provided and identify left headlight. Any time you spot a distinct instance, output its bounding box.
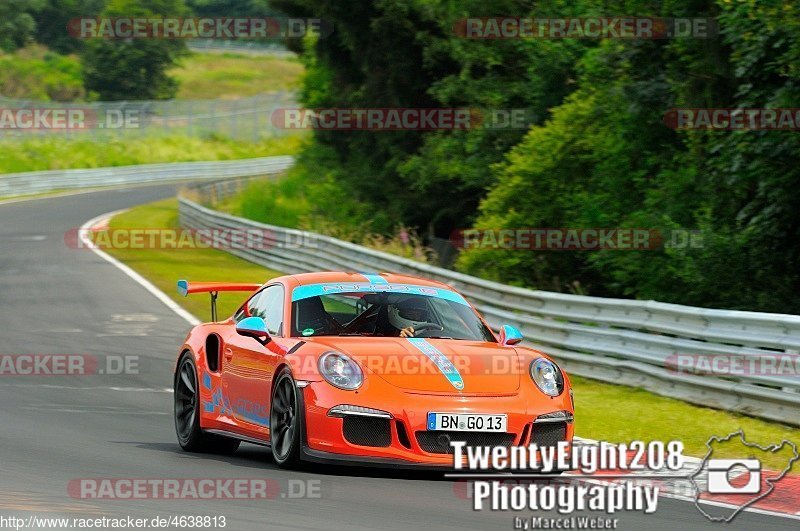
[529,358,564,396]
[318,351,363,390]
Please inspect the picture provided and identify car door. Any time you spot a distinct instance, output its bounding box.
[221,284,285,430]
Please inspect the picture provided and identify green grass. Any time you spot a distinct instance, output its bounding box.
[171,52,303,99]
[106,199,800,469]
[0,134,303,174]
[572,375,799,469]
[215,168,311,228]
[105,198,282,320]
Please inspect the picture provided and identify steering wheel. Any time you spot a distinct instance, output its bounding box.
[340,305,378,335]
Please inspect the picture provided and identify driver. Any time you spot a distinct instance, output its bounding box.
[387,298,432,338]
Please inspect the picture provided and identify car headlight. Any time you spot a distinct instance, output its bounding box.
[529,358,564,396]
[318,351,363,390]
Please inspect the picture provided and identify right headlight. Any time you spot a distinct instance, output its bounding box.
[318,351,363,390]
[529,358,564,396]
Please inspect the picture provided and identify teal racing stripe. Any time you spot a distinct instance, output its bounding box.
[406,338,464,390]
[360,272,388,284]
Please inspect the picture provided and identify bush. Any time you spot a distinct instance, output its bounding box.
[217,165,438,264]
[0,46,84,101]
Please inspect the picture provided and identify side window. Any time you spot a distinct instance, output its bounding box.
[247,285,284,336]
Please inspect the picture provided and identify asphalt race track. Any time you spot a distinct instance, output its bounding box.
[0,186,794,530]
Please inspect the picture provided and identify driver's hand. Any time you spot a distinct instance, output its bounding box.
[399,326,415,338]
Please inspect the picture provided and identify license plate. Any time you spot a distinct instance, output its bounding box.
[427,412,507,432]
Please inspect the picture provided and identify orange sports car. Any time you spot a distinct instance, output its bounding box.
[173,271,574,468]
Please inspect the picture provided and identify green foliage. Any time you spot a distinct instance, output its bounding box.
[186,0,275,17]
[218,157,374,238]
[0,46,84,100]
[264,0,800,313]
[460,0,800,312]
[33,0,107,54]
[225,167,312,228]
[217,161,437,263]
[270,0,596,233]
[0,0,44,52]
[81,0,189,100]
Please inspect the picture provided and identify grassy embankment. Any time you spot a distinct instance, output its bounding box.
[0,48,305,176]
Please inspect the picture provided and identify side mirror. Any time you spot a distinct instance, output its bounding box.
[498,324,523,346]
[236,316,271,342]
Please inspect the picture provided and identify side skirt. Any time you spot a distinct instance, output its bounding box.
[204,428,271,448]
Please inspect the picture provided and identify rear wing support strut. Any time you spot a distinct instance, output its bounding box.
[210,291,219,322]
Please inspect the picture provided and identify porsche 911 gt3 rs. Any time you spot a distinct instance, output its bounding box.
[173,271,574,469]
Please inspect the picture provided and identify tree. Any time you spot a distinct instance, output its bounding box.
[263,0,800,312]
[0,0,45,52]
[33,0,107,54]
[459,0,800,312]
[270,0,589,234]
[81,0,188,100]
[186,0,274,17]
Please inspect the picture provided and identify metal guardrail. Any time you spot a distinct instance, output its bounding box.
[0,157,294,197]
[179,178,800,426]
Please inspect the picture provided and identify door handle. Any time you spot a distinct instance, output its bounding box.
[224,348,234,361]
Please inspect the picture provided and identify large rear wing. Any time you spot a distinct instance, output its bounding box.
[177,280,263,321]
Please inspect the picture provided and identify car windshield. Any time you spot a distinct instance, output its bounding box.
[290,283,495,341]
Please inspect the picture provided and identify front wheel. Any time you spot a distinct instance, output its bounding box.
[174,352,240,454]
[269,368,302,468]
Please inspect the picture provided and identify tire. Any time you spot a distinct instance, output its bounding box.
[174,352,240,455]
[269,368,302,468]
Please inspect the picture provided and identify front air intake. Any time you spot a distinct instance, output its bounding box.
[342,416,392,447]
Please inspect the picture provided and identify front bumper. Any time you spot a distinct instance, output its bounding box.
[300,377,574,468]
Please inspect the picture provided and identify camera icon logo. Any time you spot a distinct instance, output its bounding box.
[706,458,761,494]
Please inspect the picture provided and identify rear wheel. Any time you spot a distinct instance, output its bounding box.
[174,352,240,454]
[270,368,302,468]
